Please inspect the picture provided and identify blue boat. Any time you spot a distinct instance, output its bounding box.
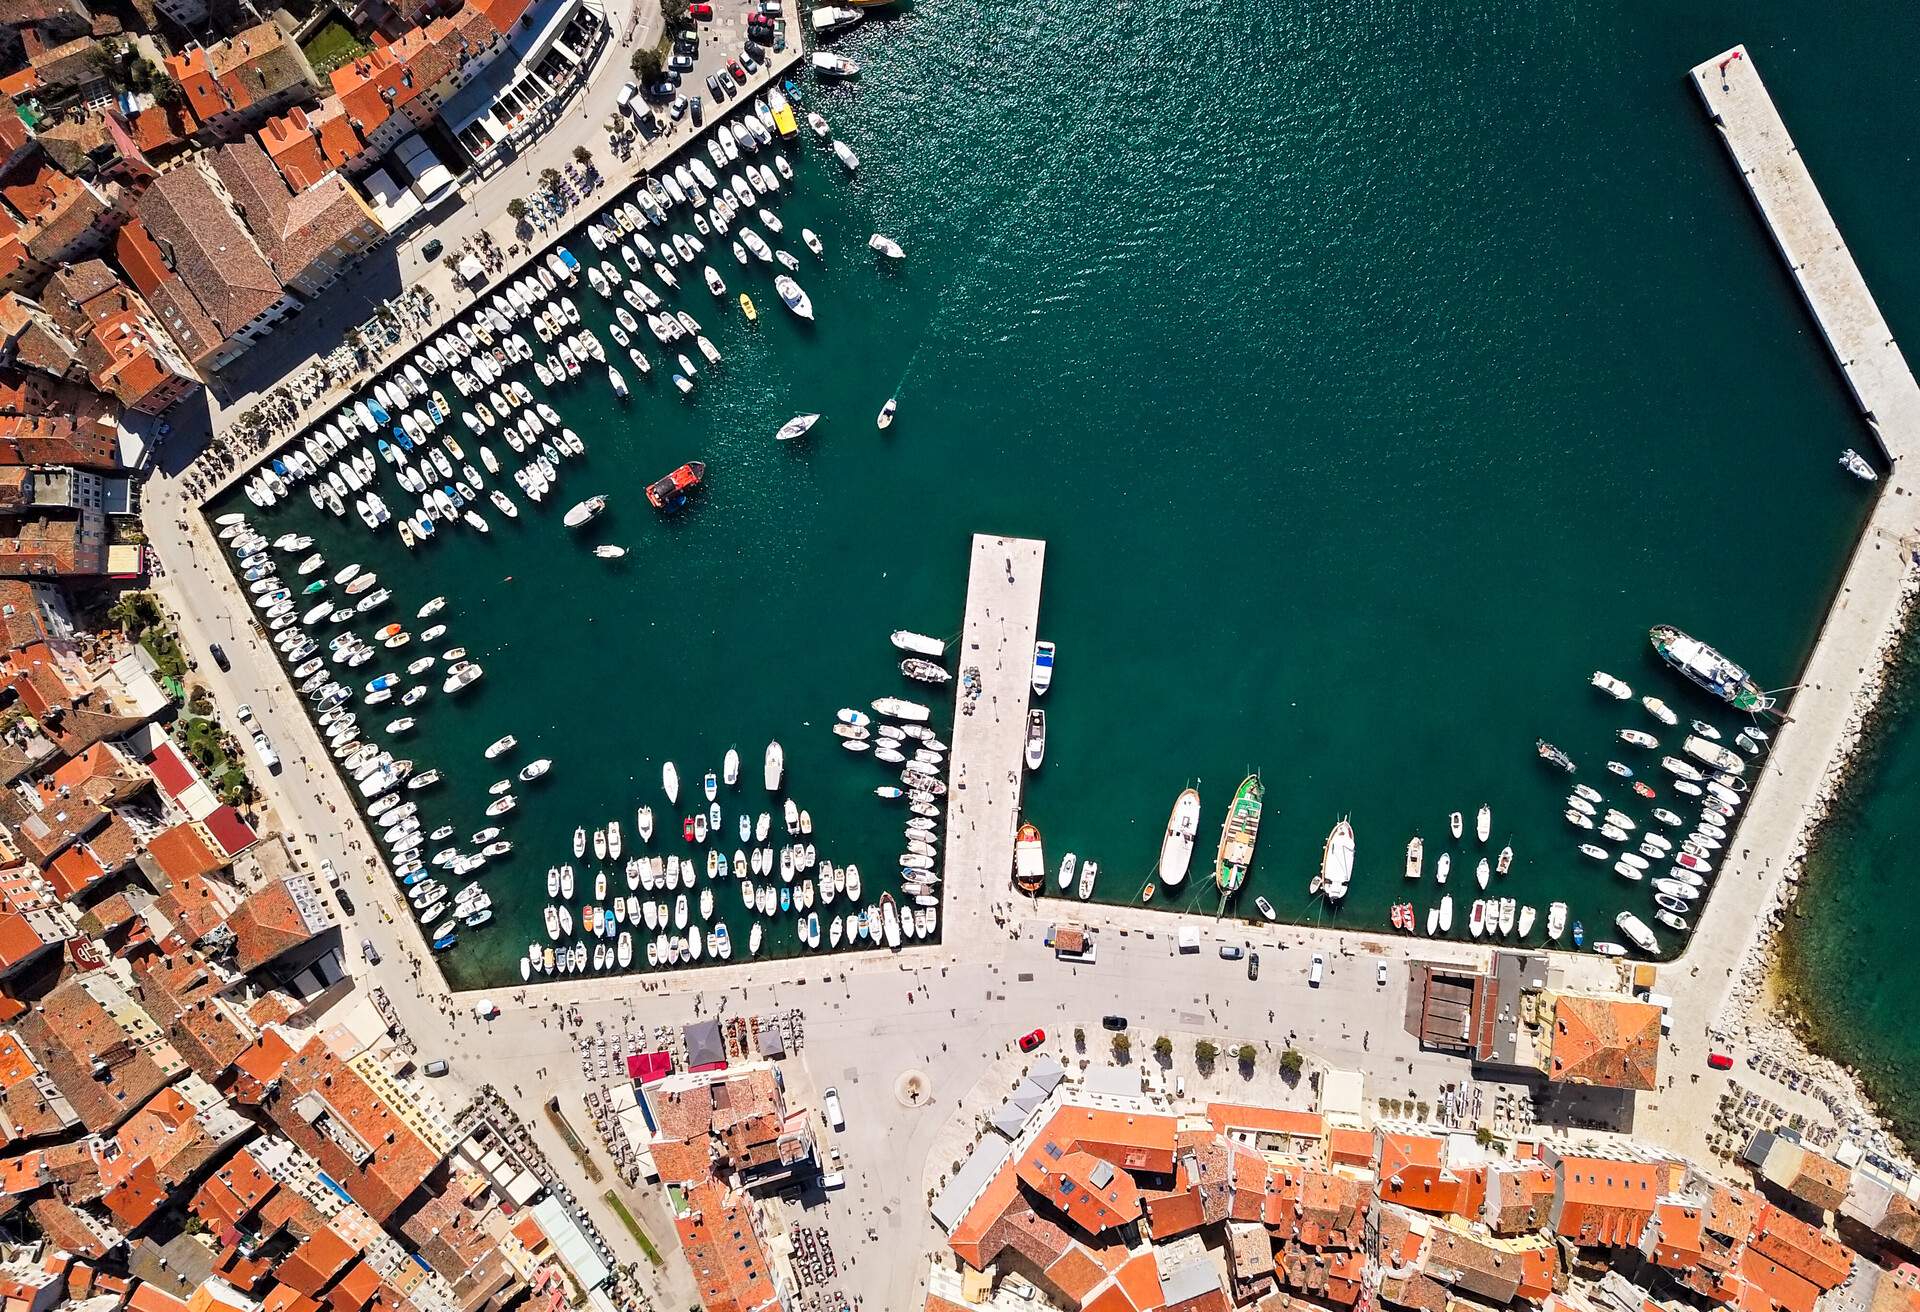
[271,458,287,476]
[431,933,458,951]
[556,246,580,271]
[395,428,414,451]
[366,674,399,692]
[1572,920,1585,947]
[779,887,790,912]
[368,399,391,424]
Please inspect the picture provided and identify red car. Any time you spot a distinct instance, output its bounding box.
[1707,1052,1734,1071]
[1018,1029,1045,1053]
[728,58,747,83]
[689,2,711,15]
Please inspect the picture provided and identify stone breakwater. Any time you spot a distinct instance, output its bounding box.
[1718,555,1920,1168]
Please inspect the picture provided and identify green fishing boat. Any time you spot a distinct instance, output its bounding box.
[1214,773,1263,894]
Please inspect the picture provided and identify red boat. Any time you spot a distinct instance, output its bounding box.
[647,460,706,511]
[1632,781,1656,799]
[682,816,695,841]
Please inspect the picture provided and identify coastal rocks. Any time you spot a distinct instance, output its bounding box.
[1716,560,1920,1171]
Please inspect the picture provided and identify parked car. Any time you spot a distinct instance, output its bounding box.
[209,642,230,671]
[1218,944,1243,960]
[1101,1015,1127,1031]
[1376,961,1389,986]
[669,50,695,72]
[706,73,723,96]
[319,859,339,887]
[823,1086,845,1130]
[728,58,747,83]
[421,238,443,260]
[689,1,711,16]
[235,702,253,723]
[1247,951,1260,981]
[740,49,759,73]
[645,80,676,100]
[250,730,280,772]
[674,30,698,52]
[1707,1052,1734,1071]
[670,95,687,120]
[1017,1028,1045,1053]
[1309,953,1325,987]
[689,95,703,124]
[424,1059,450,1077]
[617,80,638,110]
[361,938,380,965]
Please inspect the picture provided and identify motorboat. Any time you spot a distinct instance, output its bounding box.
[1591,671,1632,699]
[776,413,821,442]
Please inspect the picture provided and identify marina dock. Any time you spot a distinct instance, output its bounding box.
[940,535,1046,939]
[1639,48,1920,1152]
[1691,46,1920,460]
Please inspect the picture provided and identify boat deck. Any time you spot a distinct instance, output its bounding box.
[940,535,1046,938]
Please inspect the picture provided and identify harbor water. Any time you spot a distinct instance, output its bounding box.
[213,0,1919,1047]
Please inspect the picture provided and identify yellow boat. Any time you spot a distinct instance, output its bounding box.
[740,293,757,322]
[768,88,799,140]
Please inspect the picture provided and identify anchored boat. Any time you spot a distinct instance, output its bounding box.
[1649,624,1774,711]
[1159,788,1200,888]
[1213,774,1263,895]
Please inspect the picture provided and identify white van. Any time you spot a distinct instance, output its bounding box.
[251,730,280,772]
[1309,953,1325,987]
[823,1086,845,1131]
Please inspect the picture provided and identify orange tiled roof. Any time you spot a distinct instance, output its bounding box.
[1550,996,1662,1090]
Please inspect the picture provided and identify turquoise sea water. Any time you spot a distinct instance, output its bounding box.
[212,0,1920,1086]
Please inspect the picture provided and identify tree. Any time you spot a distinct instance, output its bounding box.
[539,167,562,191]
[660,0,689,23]
[1279,1048,1305,1082]
[1475,1126,1496,1147]
[631,45,662,81]
[1194,1039,1218,1072]
[572,145,593,166]
[507,197,528,222]
[1110,1033,1131,1062]
[1152,1036,1172,1064]
[1235,1044,1257,1073]
[1072,1027,1085,1051]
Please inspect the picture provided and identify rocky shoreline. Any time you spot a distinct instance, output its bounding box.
[1716,553,1920,1170]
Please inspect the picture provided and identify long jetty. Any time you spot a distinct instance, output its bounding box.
[1637,47,1920,1154]
[940,535,1046,941]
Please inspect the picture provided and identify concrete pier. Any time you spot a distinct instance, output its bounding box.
[940,535,1046,939]
[1633,48,1920,1156]
[1691,45,1920,460]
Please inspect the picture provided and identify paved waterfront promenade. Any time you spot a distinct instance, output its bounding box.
[1633,47,1920,1158]
[942,535,1047,934]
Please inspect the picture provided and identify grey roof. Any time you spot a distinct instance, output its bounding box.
[989,1101,1028,1140]
[1010,1078,1049,1114]
[1158,1258,1219,1306]
[1027,1055,1065,1091]
[930,1135,1013,1233]
[683,1018,724,1068]
[1082,1065,1139,1098]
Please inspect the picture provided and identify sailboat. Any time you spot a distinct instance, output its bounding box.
[1319,819,1354,901]
[776,413,821,442]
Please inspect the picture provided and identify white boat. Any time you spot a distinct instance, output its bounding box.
[1319,820,1354,901]
[564,495,607,528]
[1841,448,1878,481]
[773,275,814,320]
[776,413,821,442]
[1591,671,1632,699]
[1057,852,1076,891]
[663,761,680,804]
[1159,788,1200,887]
[1475,805,1490,843]
[1030,641,1056,695]
[812,51,859,76]
[868,233,904,259]
[832,140,859,170]
[764,741,784,790]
